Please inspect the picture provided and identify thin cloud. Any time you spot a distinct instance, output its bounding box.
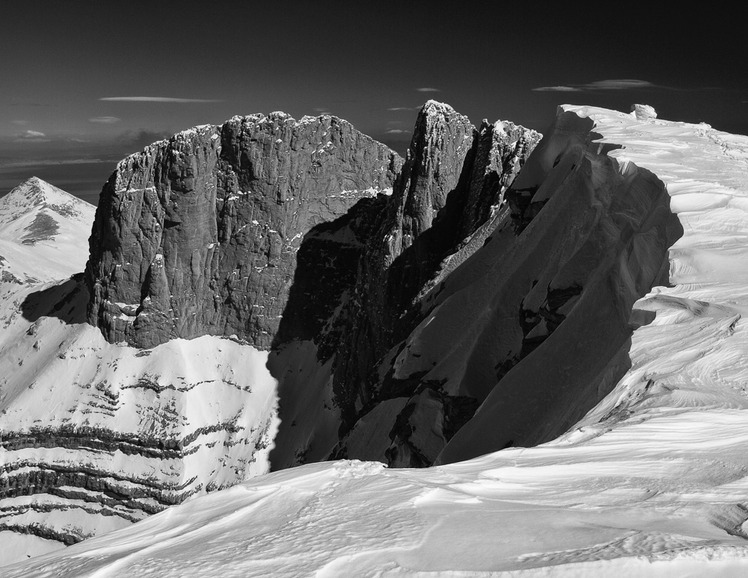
[10,120,28,126]
[416,88,441,93]
[1,158,113,168]
[586,79,658,90]
[532,86,582,92]
[387,106,420,111]
[533,79,663,92]
[89,116,121,124]
[100,96,223,103]
[17,130,49,141]
[385,129,409,134]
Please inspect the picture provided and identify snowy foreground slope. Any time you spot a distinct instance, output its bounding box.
[6,107,748,576]
[0,179,278,565]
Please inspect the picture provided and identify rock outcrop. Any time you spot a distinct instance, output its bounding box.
[268,101,542,468]
[86,114,402,349]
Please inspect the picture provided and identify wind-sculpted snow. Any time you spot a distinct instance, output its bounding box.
[7,411,748,577]
[6,107,748,576]
[0,179,278,565]
[556,105,748,433]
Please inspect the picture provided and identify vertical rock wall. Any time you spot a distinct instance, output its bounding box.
[86,114,402,349]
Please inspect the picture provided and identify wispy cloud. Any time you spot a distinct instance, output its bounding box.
[10,120,28,126]
[532,79,665,92]
[89,116,121,124]
[16,130,50,142]
[100,96,223,103]
[416,87,441,93]
[387,106,419,112]
[385,129,409,134]
[532,85,583,93]
[0,158,113,169]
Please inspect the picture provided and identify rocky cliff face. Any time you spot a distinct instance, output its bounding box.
[86,114,402,349]
[268,101,542,468]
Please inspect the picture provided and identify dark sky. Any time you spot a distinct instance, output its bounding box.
[1,1,745,204]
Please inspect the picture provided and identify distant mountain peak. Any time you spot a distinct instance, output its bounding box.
[0,178,96,277]
[1,176,92,213]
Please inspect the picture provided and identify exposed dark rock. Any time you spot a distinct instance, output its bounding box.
[269,101,541,469]
[86,114,402,349]
[21,213,59,245]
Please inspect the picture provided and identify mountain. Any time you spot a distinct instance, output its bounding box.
[86,113,402,349]
[0,113,404,565]
[269,101,543,467]
[0,106,544,561]
[0,176,95,284]
[0,178,278,564]
[5,103,748,577]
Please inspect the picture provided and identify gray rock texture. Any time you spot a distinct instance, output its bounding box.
[86,114,402,348]
[269,101,542,468]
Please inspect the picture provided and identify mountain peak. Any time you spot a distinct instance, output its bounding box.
[421,99,456,115]
[1,176,89,212]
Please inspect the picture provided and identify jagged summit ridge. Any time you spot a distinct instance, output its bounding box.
[268,102,542,468]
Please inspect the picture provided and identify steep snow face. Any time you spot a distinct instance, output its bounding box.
[441,106,748,463]
[8,106,748,576]
[0,179,278,565]
[433,108,683,464]
[560,104,748,431]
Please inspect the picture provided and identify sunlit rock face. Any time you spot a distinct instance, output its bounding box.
[86,114,402,349]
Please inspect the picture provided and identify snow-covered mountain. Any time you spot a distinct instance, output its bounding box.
[3,101,748,576]
[0,178,278,564]
[0,176,95,284]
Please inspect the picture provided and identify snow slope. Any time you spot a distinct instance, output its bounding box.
[0,178,279,565]
[5,106,747,576]
[0,176,95,283]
